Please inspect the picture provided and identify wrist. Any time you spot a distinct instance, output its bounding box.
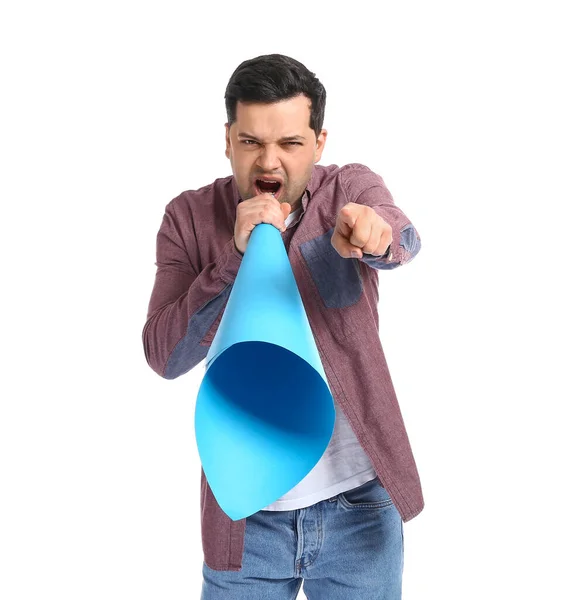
[233,238,244,256]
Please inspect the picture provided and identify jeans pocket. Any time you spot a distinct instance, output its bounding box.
[338,477,394,510]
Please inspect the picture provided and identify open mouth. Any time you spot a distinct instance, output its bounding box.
[255,179,283,198]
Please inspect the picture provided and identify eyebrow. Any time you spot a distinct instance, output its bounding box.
[237,132,306,142]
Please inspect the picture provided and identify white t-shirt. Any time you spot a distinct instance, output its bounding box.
[261,202,377,511]
[284,205,302,227]
[261,397,377,511]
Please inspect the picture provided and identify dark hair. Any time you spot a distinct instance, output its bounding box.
[225,54,326,138]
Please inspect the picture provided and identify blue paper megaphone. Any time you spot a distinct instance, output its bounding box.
[194,223,335,521]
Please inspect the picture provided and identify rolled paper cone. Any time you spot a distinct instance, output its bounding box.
[195,223,335,520]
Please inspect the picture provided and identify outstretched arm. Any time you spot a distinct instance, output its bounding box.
[335,164,422,270]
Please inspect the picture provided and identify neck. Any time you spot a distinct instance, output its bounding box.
[287,194,304,214]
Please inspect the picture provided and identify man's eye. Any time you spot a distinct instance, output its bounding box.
[287,142,301,146]
[242,140,258,145]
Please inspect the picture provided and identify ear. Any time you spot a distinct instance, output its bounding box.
[314,129,327,163]
[225,123,231,159]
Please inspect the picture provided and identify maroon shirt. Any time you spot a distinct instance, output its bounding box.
[142,162,424,571]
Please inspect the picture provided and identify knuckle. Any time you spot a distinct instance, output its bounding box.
[351,234,365,246]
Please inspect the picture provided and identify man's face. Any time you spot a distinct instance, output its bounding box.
[225,94,327,210]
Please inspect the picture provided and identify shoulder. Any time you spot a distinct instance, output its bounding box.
[337,163,388,199]
[310,163,388,207]
[313,162,385,191]
[164,174,234,221]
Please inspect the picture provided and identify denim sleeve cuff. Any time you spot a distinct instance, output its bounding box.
[361,208,421,269]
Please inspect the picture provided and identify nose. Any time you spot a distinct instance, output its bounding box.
[256,144,282,172]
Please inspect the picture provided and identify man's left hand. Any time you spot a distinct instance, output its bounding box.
[331,203,392,259]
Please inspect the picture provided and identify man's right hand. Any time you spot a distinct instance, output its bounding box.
[234,193,292,255]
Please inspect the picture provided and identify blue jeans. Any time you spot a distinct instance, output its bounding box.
[201,476,404,599]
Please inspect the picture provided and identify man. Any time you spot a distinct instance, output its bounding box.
[143,54,424,599]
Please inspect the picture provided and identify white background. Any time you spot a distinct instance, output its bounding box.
[1,1,569,598]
